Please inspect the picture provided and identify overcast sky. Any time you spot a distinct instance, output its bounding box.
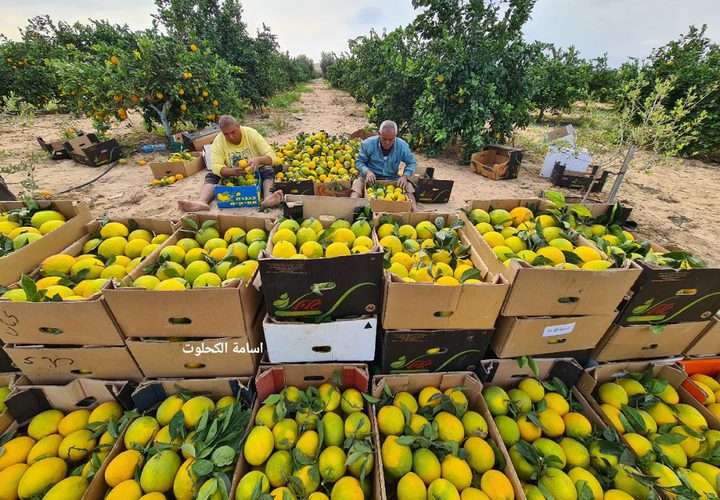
[2,1,719,66]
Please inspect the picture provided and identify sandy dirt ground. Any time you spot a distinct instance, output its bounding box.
[1,79,718,265]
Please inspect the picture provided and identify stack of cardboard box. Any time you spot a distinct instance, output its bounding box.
[593,243,720,361]
[375,212,509,374]
[461,199,642,363]
[258,196,384,363]
[104,214,269,379]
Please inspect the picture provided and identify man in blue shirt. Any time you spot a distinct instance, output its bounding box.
[351,120,417,207]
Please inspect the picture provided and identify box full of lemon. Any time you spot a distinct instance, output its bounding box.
[366,183,408,202]
[0,200,92,286]
[377,213,509,330]
[237,364,377,499]
[0,399,129,500]
[480,357,663,500]
[260,214,384,321]
[274,131,360,184]
[461,195,642,316]
[104,215,268,338]
[0,219,173,345]
[376,215,482,286]
[580,361,720,499]
[371,371,522,500]
[92,386,252,500]
[0,219,173,303]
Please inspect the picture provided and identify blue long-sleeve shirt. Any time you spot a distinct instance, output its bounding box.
[355,136,417,180]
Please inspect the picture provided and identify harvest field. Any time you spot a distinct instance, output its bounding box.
[1,79,719,265]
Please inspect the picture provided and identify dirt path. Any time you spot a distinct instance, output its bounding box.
[1,79,718,265]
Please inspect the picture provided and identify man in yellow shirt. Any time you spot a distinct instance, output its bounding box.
[178,115,282,211]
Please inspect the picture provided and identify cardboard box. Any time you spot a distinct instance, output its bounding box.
[615,262,720,326]
[545,125,577,147]
[63,133,123,167]
[0,340,15,372]
[577,360,720,438]
[263,314,377,363]
[377,213,509,329]
[594,321,711,362]
[37,131,86,160]
[0,200,92,286]
[84,376,253,500]
[231,363,379,498]
[131,376,253,412]
[274,179,315,196]
[377,328,492,373]
[126,312,263,378]
[150,151,205,180]
[491,313,616,358]
[2,344,143,384]
[104,215,267,338]
[411,167,454,204]
[259,196,384,321]
[462,199,642,316]
[685,316,720,357]
[371,371,523,499]
[5,376,133,425]
[215,180,261,208]
[470,145,523,181]
[314,180,353,197]
[0,217,175,346]
[181,126,220,151]
[551,163,609,193]
[366,179,413,213]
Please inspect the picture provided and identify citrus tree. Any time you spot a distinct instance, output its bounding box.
[53,35,245,140]
[326,0,536,159]
[527,42,589,122]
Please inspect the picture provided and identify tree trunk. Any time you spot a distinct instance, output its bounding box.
[536,108,545,123]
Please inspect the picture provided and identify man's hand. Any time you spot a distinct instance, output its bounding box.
[397,174,410,190]
[244,157,263,174]
[365,170,376,184]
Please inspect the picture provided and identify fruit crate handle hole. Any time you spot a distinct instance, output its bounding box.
[311,346,332,353]
[71,369,94,376]
[303,375,326,382]
[168,317,192,325]
[433,311,454,318]
[557,297,579,304]
[642,344,659,350]
[183,363,206,369]
[39,327,64,335]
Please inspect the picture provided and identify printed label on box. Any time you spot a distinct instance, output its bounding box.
[543,323,576,337]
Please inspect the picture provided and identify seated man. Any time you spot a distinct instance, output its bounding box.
[350,120,417,207]
[178,114,282,212]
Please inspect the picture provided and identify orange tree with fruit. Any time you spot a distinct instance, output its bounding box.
[53,35,245,142]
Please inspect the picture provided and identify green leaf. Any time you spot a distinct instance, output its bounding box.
[170,411,186,440]
[191,458,214,476]
[211,445,236,467]
[654,433,688,445]
[570,205,593,218]
[545,191,566,208]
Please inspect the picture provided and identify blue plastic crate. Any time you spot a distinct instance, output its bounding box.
[214,178,261,208]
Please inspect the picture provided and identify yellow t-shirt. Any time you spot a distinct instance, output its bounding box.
[210,126,276,176]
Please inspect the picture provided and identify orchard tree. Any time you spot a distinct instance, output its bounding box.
[586,54,620,102]
[409,0,536,156]
[527,42,589,122]
[53,35,245,141]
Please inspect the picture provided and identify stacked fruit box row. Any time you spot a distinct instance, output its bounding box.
[256,195,384,364]
[373,211,509,374]
[0,201,267,383]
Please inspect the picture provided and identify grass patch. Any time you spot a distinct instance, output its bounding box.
[267,83,312,110]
